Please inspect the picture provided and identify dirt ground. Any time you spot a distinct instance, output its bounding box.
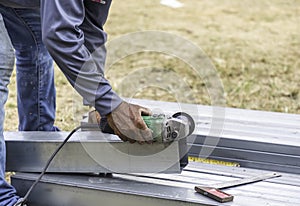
[5,0,300,131]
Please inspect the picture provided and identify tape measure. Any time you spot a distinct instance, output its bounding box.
[188,156,240,167]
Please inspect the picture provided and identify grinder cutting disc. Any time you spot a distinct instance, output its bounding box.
[172,112,195,136]
[172,112,195,137]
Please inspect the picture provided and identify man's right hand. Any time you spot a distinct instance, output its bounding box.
[106,101,153,144]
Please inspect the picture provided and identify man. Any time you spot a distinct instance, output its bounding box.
[0,1,153,205]
[0,0,153,143]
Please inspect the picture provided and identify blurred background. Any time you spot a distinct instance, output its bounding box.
[5,0,300,130]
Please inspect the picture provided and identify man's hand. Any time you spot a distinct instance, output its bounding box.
[106,101,153,143]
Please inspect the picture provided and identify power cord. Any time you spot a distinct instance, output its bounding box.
[17,126,82,206]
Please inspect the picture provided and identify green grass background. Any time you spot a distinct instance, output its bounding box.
[5,0,300,131]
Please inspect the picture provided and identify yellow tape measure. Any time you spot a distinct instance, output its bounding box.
[188,156,240,167]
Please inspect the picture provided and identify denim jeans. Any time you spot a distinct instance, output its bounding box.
[0,5,58,131]
[0,15,19,206]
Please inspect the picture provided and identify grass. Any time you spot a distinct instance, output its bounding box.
[4,0,300,131]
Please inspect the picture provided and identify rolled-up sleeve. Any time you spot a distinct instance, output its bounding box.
[40,0,122,116]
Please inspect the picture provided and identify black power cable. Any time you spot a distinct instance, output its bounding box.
[17,126,82,206]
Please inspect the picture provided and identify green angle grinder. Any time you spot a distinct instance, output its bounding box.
[142,112,195,143]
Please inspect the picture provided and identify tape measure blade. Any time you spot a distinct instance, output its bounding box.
[214,172,281,189]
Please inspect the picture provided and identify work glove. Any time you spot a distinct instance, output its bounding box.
[106,101,153,144]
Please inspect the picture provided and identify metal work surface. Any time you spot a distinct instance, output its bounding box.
[5,131,187,173]
[12,162,300,206]
[128,99,300,174]
[8,99,300,205]
[5,98,300,173]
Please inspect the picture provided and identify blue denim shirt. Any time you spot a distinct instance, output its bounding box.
[0,0,122,116]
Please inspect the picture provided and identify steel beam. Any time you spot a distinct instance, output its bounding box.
[188,135,300,174]
[5,131,187,173]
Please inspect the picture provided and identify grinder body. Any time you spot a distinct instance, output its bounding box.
[142,112,195,143]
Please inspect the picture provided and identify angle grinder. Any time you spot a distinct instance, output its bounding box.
[142,112,195,143]
[85,110,195,143]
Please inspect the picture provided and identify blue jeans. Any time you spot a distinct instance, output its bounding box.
[0,15,18,206]
[0,6,58,131]
[0,6,59,206]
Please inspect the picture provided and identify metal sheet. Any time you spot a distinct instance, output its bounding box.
[189,144,300,166]
[184,162,300,187]
[5,131,187,173]
[129,98,300,128]
[188,135,300,156]
[129,98,300,145]
[12,173,217,206]
[11,162,300,206]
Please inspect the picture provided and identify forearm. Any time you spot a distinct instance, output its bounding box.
[40,0,122,116]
